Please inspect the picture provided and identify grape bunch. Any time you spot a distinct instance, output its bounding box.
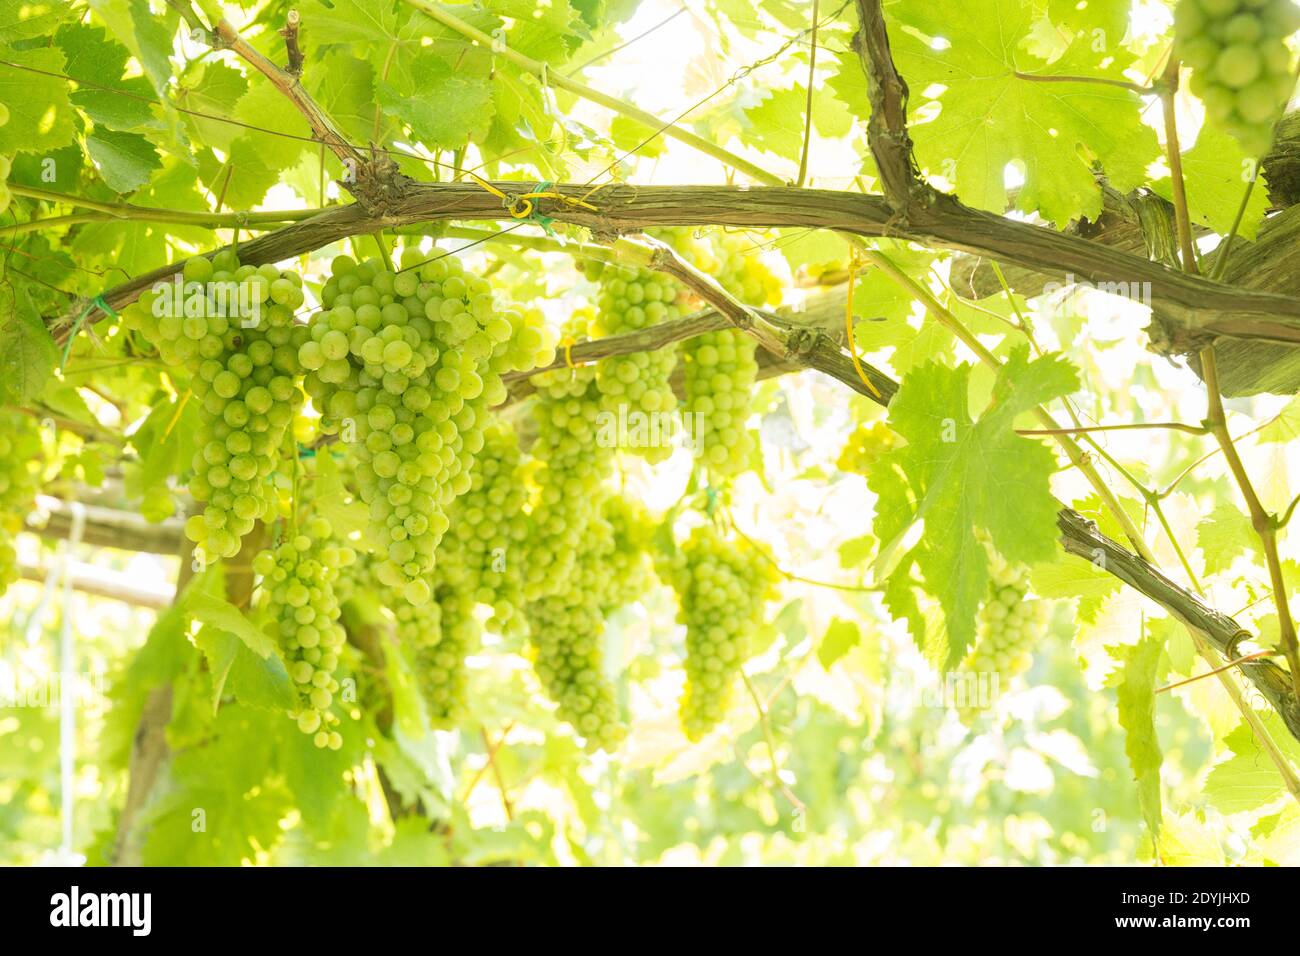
[836,420,898,476]
[666,522,774,740]
[524,312,615,600]
[437,420,529,632]
[254,514,354,749]
[0,412,42,598]
[589,262,685,463]
[671,230,782,477]
[526,512,627,752]
[123,252,309,561]
[1177,0,1300,156]
[602,494,658,609]
[300,251,553,602]
[961,559,1048,685]
[418,584,480,727]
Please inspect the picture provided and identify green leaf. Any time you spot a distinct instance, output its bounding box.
[85,129,162,193]
[1152,122,1269,240]
[1204,713,1300,814]
[819,618,861,669]
[0,288,58,406]
[1112,630,1164,844]
[868,348,1077,665]
[194,624,296,713]
[186,590,277,659]
[742,84,851,161]
[0,46,77,154]
[58,23,162,132]
[0,0,73,39]
[889,0,1158,224]
[1197,502,1253,576]
[176,61,248,152]
[377,54,495,151]
[1029,552,1121,625]
[313,451,369,539]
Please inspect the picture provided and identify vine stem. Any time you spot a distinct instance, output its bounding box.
[1160,61,1300,703]
[8,184,320,227]
[739,672,807,817]
[1017,422,1207,437]
[795,0,820,188]
[400,0,782,186]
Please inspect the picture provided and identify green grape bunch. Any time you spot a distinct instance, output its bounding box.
[0,411,44,599]
[525,498,657,753]
[666,522,775,741]
[524,310,616,601]
[438,420,529,632]
[254,514,355,749]
[123,252,309,561]
[300,250,553,603]
[961,558,1049,688]
[419,583,480,727]
[671,229,782,477]
[1177,0,1300,157]
[591,263,685,463]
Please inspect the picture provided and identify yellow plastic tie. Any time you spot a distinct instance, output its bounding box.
[845,257,882,399]
[561,335,577,369]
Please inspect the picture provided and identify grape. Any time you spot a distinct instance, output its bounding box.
[0,412,43,599]
[417,584,479,726]
[836,420,897,475]
[591,263,684,463]
[301,249,554,600]
[525,512,627,752]
[668,229,782,477]
[523,311,616,601]
[122,255,308,561]
[961,559,1048,686]
[665,522,774,741]
[437,420,529,632]
[255,513,354,748]
[1176,0,1298,156]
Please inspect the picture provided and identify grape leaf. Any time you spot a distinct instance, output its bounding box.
[0,0,72,38]
[868,347,1077,666]
[377,54,496,151]
[1151,121,1269,240]
[819,618,861,669]
[186,590,277,659]
[176,61,248,152]
[1029,553,1121,624]
[742,84,852,161]
[1197,501,1253,576]
[1204,714,1300,814]
[58,23,162,132]
[85,129,162,193]
[0,287,58,406]
[0,47,77,155]
[888,0,1158,224]
[1111,630,1164,844]
[194,624,296,713]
